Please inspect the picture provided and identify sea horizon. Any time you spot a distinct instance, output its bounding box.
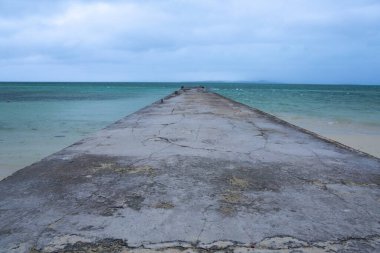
[1,81,380,85]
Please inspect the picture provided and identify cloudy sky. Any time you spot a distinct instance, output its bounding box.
[0,0,379,84]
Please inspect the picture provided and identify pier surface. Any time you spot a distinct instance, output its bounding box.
[0,88,379,253]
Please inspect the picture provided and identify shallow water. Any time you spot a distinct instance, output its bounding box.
[1,82,379,179]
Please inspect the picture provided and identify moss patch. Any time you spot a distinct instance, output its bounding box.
[154,201,175,209]
[229,176,249,189]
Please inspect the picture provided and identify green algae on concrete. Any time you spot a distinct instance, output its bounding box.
[0,87,379,253]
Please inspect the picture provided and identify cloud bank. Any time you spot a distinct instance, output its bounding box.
[0,0,379,83]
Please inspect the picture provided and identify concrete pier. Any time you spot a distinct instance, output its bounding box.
[0,87,379,253]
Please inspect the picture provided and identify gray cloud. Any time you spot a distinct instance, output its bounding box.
[0,0,379,83]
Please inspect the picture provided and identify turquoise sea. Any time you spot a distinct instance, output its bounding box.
[1,82,379,179]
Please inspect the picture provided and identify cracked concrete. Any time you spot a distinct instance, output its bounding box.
[0,87,379,252]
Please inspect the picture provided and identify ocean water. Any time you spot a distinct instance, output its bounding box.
[1,82,379,179]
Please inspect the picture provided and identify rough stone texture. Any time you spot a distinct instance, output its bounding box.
[0,87,379,253]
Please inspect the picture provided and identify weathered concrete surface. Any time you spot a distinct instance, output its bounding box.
[0,87,379,253]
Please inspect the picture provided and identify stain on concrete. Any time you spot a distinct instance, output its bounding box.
[154,201,175,209]
[229,176,249,189]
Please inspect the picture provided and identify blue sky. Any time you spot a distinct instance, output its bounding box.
[0,0,379,84]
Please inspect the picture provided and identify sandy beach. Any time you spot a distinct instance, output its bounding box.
[326,134,380,158]
[280,116,380,158]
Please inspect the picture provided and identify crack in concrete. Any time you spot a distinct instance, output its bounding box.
[131,115,144,134]
[308,148,336,170]
[196,205,214,243]
[146,136,219,152]
[195,124,202,141]
[158,123,176,136]
[171,102,179,114]
[142,136,255,160]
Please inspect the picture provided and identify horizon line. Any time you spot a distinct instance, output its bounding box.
[0,81,379,86]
